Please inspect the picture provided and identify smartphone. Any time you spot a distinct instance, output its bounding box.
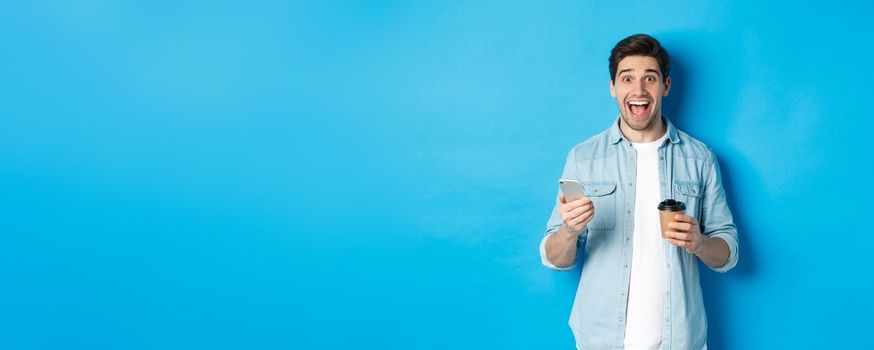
[559,179,586,202]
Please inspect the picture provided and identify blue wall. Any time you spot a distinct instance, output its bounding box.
[2,1,872,349]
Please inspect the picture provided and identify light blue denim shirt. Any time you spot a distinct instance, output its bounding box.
[539,117,739,349]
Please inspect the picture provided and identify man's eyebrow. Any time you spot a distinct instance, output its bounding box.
[618,68,662,76]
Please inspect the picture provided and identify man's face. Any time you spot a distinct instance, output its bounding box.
[610,55,671,132]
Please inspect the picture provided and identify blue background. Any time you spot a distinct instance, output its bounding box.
[2,1,872,349]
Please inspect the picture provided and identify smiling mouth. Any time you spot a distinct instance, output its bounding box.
[627,100,651,118]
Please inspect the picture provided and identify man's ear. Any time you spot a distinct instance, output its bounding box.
[663,76,671,96]
[610,79,616,97]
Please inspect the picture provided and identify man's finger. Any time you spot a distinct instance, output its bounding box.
[673,214,697,225]
[664,231,690,242]
[560,202,575,215]
[562,205,591,224]
[563,197,592,210]
[573,197,592,206]
[567,215,585,227]
[567,208,594,226]
[666,238,691,249]
[559,194,567,204]
[568,208,594,227]
[668,222,692,232]
[568,203,594,217]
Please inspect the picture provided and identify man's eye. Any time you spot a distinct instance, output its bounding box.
[645,76,656,82]
[623,77,632,82]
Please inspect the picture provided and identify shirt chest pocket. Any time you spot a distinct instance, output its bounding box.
[583,181,617,231]
[674,181,702,219]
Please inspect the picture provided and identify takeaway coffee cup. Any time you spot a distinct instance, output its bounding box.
[658,199,687,239]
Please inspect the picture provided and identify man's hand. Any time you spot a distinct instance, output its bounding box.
[664,214,704,254]
[558,194,594,236]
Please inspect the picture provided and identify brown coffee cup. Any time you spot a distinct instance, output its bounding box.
[658,199,686,238]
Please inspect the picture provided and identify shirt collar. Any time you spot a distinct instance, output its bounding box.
[608,116,680,145]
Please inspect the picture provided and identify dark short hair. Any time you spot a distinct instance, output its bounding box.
[609,34,670,82]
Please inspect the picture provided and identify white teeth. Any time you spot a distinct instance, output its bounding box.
[628,100,649,106]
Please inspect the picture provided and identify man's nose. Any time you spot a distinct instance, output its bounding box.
[635,80,647,95]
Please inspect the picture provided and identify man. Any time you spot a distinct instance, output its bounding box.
[539,34,739,349]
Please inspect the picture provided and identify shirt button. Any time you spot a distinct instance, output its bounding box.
[659,156,664,160]
[627,210,631,214]
[628,183,632,187]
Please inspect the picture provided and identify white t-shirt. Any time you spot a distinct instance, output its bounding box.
[623,131,669,350]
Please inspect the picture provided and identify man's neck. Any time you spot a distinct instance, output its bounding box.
[620,116,667,143]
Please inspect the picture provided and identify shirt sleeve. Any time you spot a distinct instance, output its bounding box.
[540,147,587,271]
[701,152,740,273]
